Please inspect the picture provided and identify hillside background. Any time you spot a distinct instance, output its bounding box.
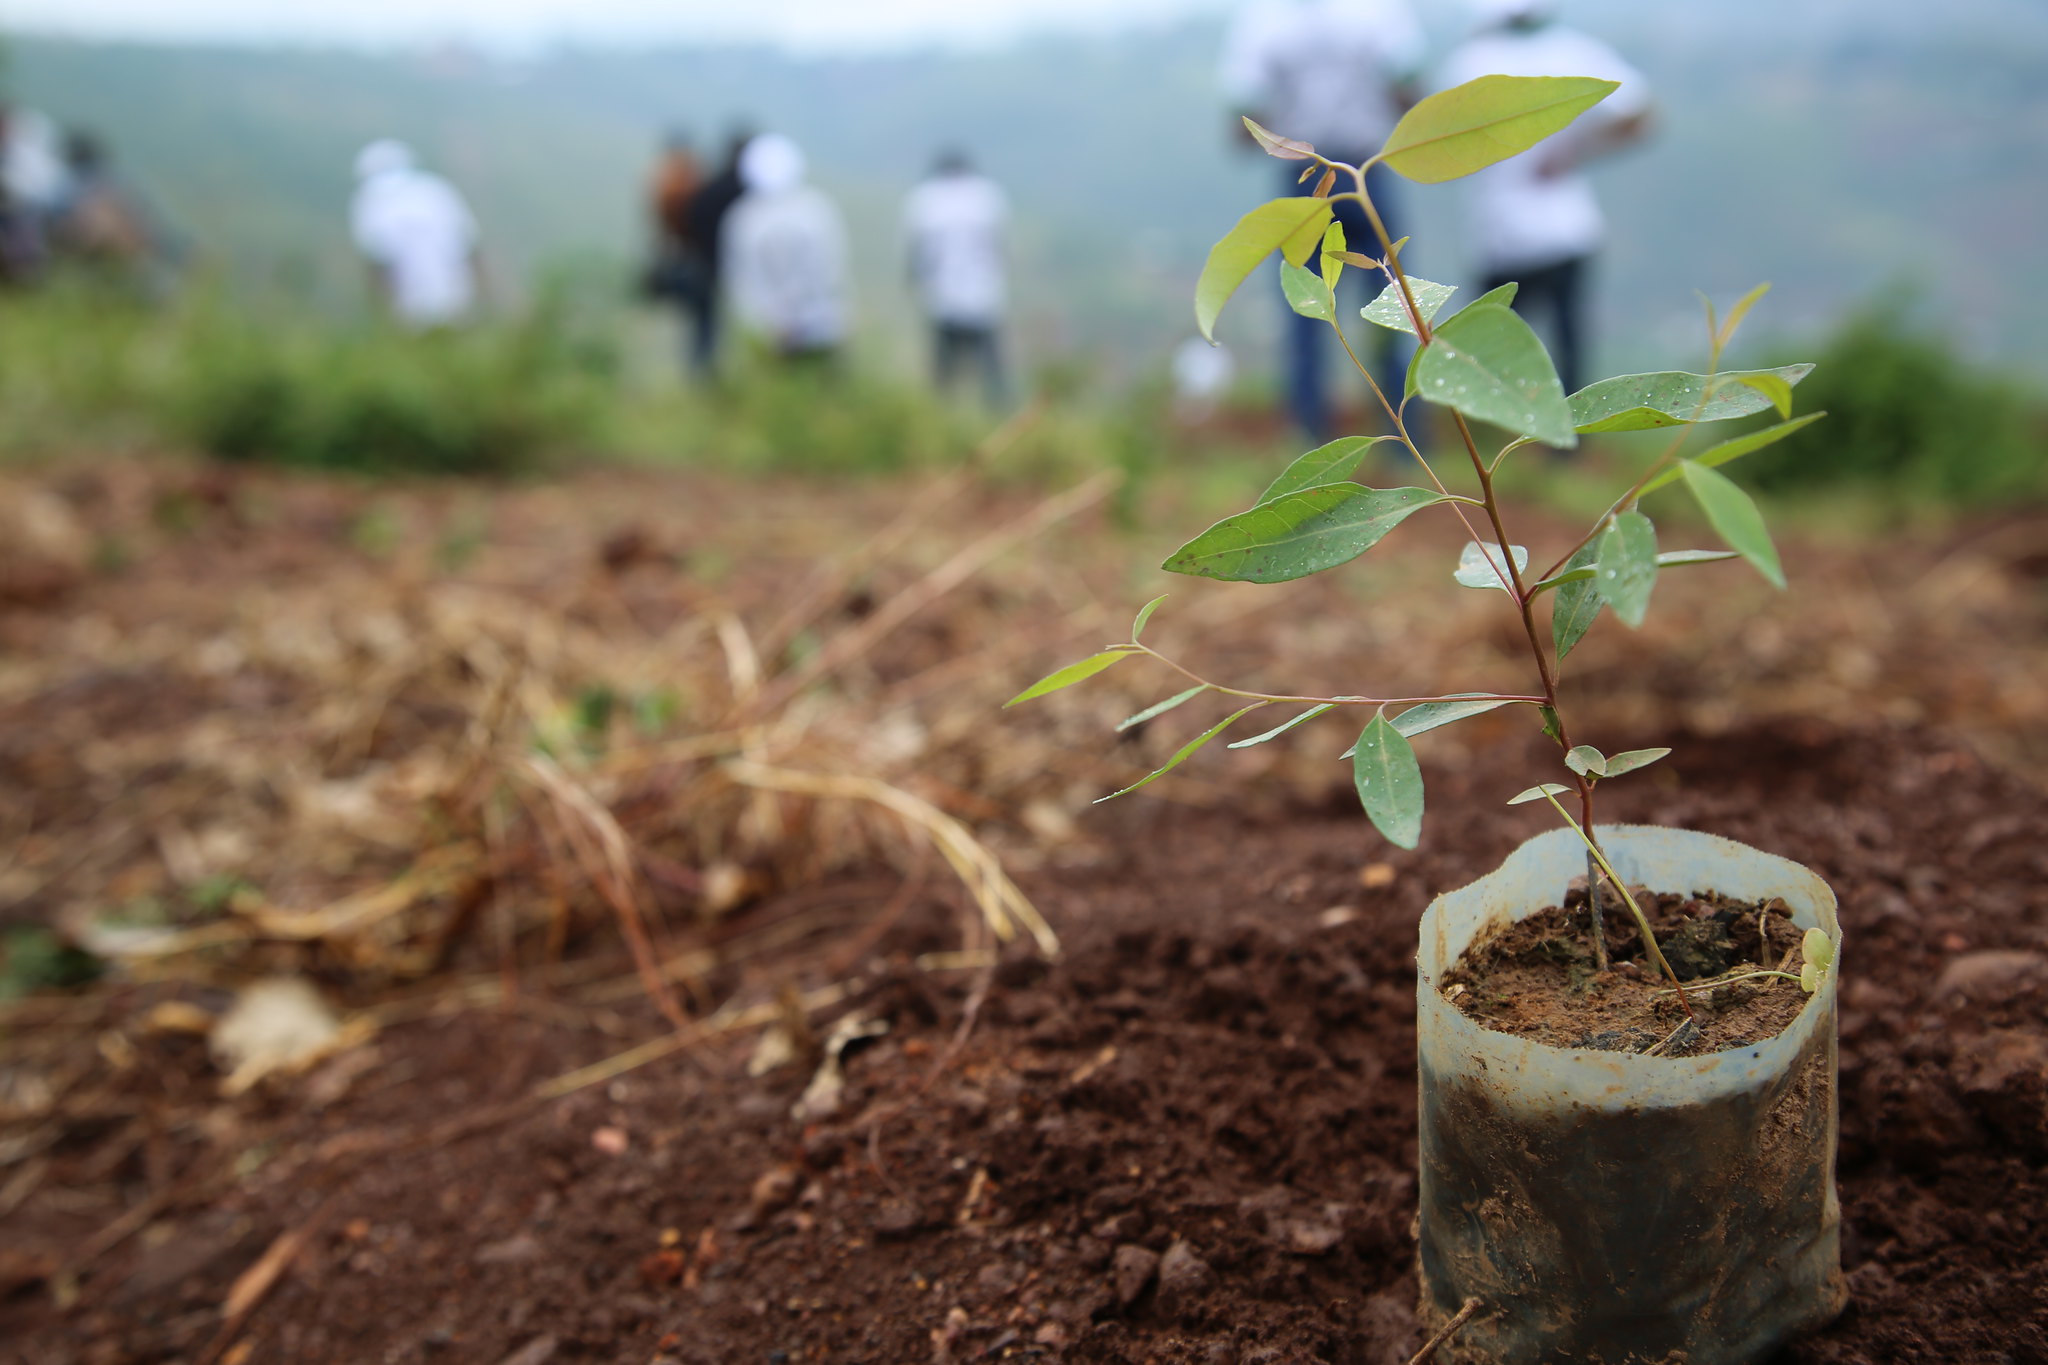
[6,0,2047,384]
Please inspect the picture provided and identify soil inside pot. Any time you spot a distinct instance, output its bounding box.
[1442,888,1812,1055]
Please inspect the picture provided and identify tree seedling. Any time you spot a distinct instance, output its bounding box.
[1008,75,1826,1009]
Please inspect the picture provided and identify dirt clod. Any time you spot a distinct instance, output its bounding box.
[1111,1244,1159,1307]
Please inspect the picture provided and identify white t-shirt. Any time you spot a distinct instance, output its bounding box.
[349,168,479,328]
[903,172,1008,327]
[1437,24,1651,271]
[2,107,71,212]
[1219,0,1427,156]
[726,185,850,350]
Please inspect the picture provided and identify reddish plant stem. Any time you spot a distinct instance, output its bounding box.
[1348,169,1614,967]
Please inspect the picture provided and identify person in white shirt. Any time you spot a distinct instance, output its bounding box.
[1438,0,1655,394]
[903,150,1009,406]
[724,134,850,362]
[1218,0,1426,441]
[1,103,72,281]
[349,140,481,330]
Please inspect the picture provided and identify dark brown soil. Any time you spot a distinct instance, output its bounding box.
[4,722,2047,1364]
[1445,893,1811,1055]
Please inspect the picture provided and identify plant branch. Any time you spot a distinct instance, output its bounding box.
[1135,645,1543,709]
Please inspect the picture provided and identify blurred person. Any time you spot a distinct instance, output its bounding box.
[643,130,715,377]
[1,102,72,282]
[725,134,849,363]
[51,129,183,290]
[902,149,1009,407]
[349,139,482,330]
[678,127,754,376]
[1219,0,1425,442]
[1172,335,1236,422]
[1439,0,1655,395]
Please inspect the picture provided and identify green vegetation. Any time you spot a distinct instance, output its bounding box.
[1747,306,2048,504]
[0,276,1278,488]
[0,280,609,474]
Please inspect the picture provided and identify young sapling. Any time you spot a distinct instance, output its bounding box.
[1008,73,1827,1012]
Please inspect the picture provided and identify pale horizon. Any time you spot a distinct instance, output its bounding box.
[1,0,1232,55]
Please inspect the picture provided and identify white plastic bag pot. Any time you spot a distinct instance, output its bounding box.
[1415,824,1844,1364]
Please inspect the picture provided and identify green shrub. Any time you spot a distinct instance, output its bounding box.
[177,298,610,476]
[1747,306,2047,503]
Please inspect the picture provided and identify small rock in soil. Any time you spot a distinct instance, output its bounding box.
[1277,1216,1344,1256]
[1936,949,2045,997]
[974,1261,1023,1298]
[1112,1244,1159,1307]
[1155,1241,1215,1312]
[1085,1183,1140,1216]
[473,1235,543,1266]
[870,1200,926,1239]
[495,1336,558,1365]
[736,1164,801,1228]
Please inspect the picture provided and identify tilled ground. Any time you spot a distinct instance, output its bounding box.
[5,721,2045,1365]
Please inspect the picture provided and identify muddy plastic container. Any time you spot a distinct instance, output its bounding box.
[1415,824,1844,1364]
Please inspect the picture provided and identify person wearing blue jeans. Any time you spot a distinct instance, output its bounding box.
[1221,0,1426,443]
[1283,158,1413,443]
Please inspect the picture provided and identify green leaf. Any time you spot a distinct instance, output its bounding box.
[1536,548,1735,592]
[1800,962,1820,992]
[1281,259,1335,320]
[1718,282,1771,349]
[1568,365,1814,433]
[1593,511,1658,628]
[1362,278,1457,335]
[1319,221,1346,291]
[1507,783,1572,805]
[1639,413,1826,495]
[1602,746,1671,777]
[1453,541,1528,591]
[1260,436,1391,502]
[1415,303,1577,447]
[1243,116,1314,161]
[1392,696,1522,738]
[1162,485,1451,584]
[1404,339,1425,400]
[1537,706,1563,742]
[1005,648,1137,707]
[1376,74,1619,183]
[1551,544,1602,659]
[1227,702,1334,749]
[1116,685,1206,733]
[1352,713,1424,849]
[1679,462,1785,589]
[1096,702,1271,802]
[1565,744,1608,777]
[1731,371,1795,419]
[1802,926,1834,971]
[1195,197,1335,341]
[1130,594,1167,642]
[1465,281,1518,311]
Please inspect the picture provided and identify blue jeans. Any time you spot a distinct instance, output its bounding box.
[1282,159,1412,444]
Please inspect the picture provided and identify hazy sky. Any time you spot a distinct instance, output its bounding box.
[3,0,1226,51]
